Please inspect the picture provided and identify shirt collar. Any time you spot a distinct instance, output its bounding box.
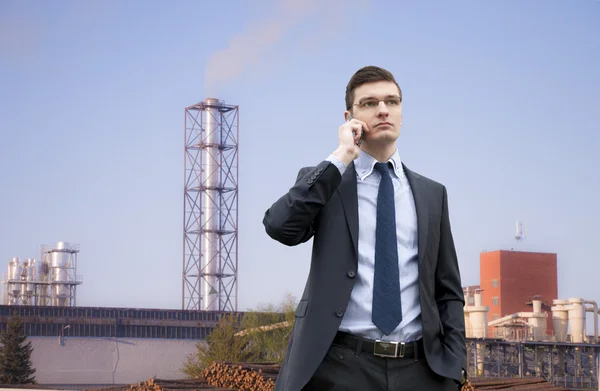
[353,148,406,182]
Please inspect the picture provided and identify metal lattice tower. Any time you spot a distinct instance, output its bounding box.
[183,98,239,311]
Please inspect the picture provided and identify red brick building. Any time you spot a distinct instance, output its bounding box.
[479,250,558,337]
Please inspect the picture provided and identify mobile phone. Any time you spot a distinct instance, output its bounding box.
[347,114,364,146]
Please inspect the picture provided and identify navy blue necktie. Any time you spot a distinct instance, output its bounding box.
[372,162,402,335]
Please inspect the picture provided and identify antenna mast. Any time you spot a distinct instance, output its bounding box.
[515,220,527,242]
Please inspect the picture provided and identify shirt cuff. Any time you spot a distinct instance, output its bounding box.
[326,154,347,176]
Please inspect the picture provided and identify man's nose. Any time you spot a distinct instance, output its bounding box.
[376,101,389,116]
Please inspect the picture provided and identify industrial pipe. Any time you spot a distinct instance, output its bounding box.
[487,312,546,327]
[584,300,598,344]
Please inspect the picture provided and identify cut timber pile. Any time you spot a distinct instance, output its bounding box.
[203,362,280,391]
[86,367,572,391]
[98,377,235,391]
[464,377,572,390]
[200,363,572,391]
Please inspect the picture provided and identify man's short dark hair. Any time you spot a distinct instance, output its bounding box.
[345,66,402,110]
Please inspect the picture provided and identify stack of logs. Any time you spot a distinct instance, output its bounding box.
[464,377,572,390]
[90,364,572,391]
[199,362,572,391]
[202,362,280,391]
[114,377,235,391]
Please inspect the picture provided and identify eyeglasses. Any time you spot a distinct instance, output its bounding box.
[352,96,402,110]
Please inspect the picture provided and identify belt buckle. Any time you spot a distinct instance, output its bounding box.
[374,340,405,358]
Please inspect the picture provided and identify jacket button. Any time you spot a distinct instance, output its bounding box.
[347,270,356,278]
[335,309,344,317]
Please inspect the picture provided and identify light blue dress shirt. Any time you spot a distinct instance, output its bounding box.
[326,149,422,342]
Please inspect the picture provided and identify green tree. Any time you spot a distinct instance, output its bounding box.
[0,317,36,384]
[239,293,296,363]
[181,312,252,377]
[181,294,298,378]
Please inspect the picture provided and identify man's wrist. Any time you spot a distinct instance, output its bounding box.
[326,154,347,176]
[332,147,354,166]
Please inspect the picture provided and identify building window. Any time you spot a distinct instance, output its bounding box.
[492,280,498,288]
[492,297,499,305]
[468,297,474,305]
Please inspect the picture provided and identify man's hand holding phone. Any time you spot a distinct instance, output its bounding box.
[332,116,368,166]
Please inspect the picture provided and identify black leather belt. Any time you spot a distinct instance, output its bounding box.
[333,331,424,359]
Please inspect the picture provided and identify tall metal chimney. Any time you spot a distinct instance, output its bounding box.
[183,98,239,311]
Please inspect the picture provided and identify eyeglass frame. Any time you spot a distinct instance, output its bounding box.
[351,95,402,110]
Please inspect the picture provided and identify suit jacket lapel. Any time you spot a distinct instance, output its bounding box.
[403,164,429,266]
[338,162,359,257]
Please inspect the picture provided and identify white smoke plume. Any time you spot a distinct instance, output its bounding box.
[203,0,370,96]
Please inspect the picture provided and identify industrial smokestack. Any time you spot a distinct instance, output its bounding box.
[202,97,220,311]
[183,98,239,311]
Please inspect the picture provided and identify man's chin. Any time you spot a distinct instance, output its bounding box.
[368,132,399,144]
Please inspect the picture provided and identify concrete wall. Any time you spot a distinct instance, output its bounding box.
[28,336,202,385]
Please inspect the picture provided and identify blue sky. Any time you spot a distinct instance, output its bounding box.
[1,0,598,321]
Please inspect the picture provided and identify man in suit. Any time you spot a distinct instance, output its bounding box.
[262,65,467,391]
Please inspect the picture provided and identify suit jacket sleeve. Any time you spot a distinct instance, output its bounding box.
[435,185,467,370]
[262,160,342,246]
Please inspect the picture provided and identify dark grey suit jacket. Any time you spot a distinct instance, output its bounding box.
[262,159,466,391]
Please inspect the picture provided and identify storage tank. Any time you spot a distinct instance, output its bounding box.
[464,312,472,338]
[551,299,569,342]
[528,298,547,340]
[470,290,488,375]
[8,258,22,299]
[463,287,471,337]
[20,258,36,305]
[8,257,21,280]
[50,242,71,306]
[23,258,36,294]
[469,291,489,338]
[37,256,51,304]
[568,298,586,343]
[40,241,81,307]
